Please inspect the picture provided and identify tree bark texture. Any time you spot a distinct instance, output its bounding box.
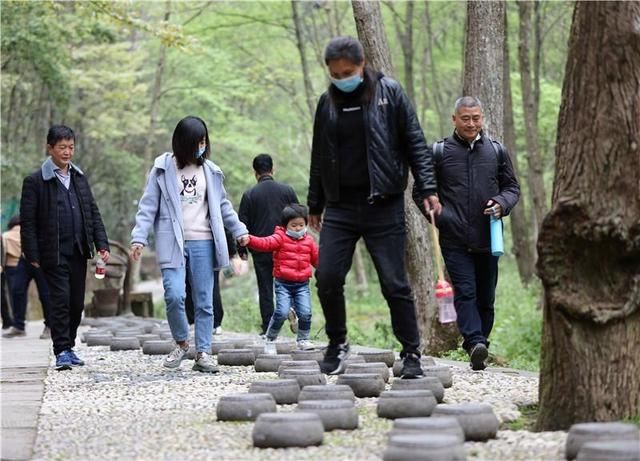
[517,0,547,237]
[504,8,535,284]
[351,0,458,354]
[463,0,504,139]
[535,1,640,431]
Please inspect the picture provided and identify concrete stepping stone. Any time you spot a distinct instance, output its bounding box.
[298,384,356,402]
[384,434,465,461]
[216,393,277,421]
[344,355,366,366]
[114,328,146,337]
[336,373,386,398]
[422,365,453,388]
[217,348,255,366]
[566,422,640,460]
[275,342,296,354]
[392,356,436,377]
[110,337,141,351]
[358,350,396,367]
[159,331,174,340]
[432,403,499,441]
[211,341,236,355]
[278,360,320,374]
[136,334,161,346]
[389,416,465,442]
[279,368,327,387]
[577,440,640,461]
[377,390,437,419]
[296,399,358,431]
[390,376,445,403]
[82,330,111,343]
[249,379,300,404]
[142,340,175,355]
[345,362,390,382]
[252,412,323,448]
[254,354,292,372]
[231,338,255,349]
[290,349,324,362]
[86,334,113,346]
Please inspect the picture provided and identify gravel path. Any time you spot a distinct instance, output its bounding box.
[33,327,566,461]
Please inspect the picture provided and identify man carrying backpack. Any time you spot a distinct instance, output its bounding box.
[419,96,520,371]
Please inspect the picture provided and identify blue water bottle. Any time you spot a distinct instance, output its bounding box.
[490,216,504,257]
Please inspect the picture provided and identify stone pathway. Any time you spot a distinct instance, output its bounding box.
[2,320,568,460]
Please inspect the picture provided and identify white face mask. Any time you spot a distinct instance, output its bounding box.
[286,227,307,240]
[195,145,206,159]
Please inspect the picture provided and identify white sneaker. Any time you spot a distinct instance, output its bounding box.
[213,326,222,335]
[163,345,188,369]
[264,340,277,355]
[192,352,219,373]
[297,340,315,350]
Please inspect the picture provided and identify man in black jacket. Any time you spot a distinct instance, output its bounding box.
[308,36,441,378]
[20,125,110,370]
[239,154,298,335]
[432,96,520,371]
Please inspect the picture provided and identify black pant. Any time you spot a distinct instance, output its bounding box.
[4,259,51,330]
[185,270,222,327]
[440,246,498,352]
[1,272,13,328]
[252,252,274,334]
[42,250,87,355]
[315,194,421,356]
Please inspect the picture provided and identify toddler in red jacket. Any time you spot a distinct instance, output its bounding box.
[247,203,318,352]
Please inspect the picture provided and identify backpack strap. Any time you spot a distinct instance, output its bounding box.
[490,139,506,183]
[432,140,445,167]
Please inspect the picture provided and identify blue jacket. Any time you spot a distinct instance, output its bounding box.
[131,153,247,270]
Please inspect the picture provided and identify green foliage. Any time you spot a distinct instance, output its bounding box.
[505,404,539,431]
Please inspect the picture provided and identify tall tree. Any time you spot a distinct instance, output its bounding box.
[384,1,416,108]
[462,1,504,138]
[291,0,316,121]
[504,8,535,284]
[535,1,640,430]
[351,0,458,354]
[517,0,547,236]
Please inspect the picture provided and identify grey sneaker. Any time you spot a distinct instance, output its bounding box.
[40,326,51,340]
[2,327,26,338]
[288,309,298,334]
[163,345,188,369]
[192,352,219,373]
[297,340,315,350]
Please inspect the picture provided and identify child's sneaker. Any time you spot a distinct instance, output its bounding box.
[288,309,298,334]
[263,339,277,355]
[297,340,315,350]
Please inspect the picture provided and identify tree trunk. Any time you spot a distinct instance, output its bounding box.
[517,0,547,237]
[463,0,504,139]
[504,8,535,285]
[535,0,640,431]
[351,0,458,354]
[291,0,316,121]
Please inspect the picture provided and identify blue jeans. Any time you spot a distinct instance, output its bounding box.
[161,240,214,353]
[266,279,312,341]
[5,259,51,330]
[441,247,499,352]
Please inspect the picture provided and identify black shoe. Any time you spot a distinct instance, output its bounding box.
[400,353,424,379]
[470,343,488,371]
[319,342,350,375]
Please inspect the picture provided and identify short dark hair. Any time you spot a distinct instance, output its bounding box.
[281,203,308,227]
[324,36,365,65]
[172,116,210,169]
[252,154,273,175]
[47,125,75,146]
[7,214,20,230]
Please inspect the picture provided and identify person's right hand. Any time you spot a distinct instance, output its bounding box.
[309,214,322,232]
[130,244,143,261]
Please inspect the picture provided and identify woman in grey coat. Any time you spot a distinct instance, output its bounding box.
[130,116,248,373]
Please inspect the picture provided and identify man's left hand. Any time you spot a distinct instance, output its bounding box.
[423,195,442,216]
[483,200,502,218]
[99,249,110,263]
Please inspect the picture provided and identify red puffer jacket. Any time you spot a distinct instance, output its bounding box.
[248,226,319,282]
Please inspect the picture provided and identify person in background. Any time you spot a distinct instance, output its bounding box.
[426,96,520,370]
[2,214,52,339]
[307,36,441,378]
[245,204,318,352]
[239,154,299,336]
[131,116,248,373]
[20,125,110,370]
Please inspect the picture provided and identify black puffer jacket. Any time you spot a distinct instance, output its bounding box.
[428,132,520,252]
[307,73,436,214]
[20,161,109,268]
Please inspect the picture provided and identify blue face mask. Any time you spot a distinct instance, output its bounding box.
[331,73,363,93]
[194,145,206,159]
[286,227,307,240]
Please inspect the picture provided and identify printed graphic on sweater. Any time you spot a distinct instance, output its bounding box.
[180,174,203,205]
